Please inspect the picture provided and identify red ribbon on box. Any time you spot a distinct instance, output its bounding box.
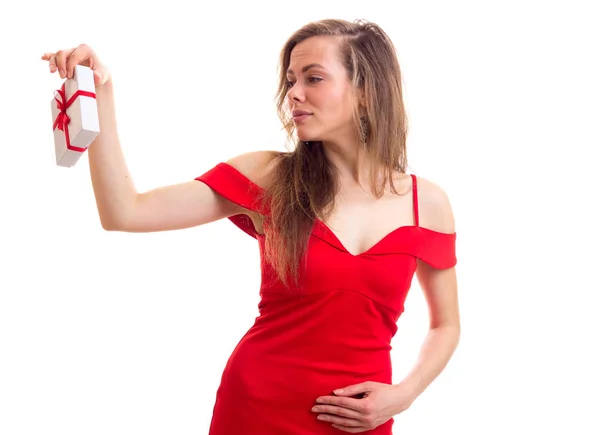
[52,82,97,152]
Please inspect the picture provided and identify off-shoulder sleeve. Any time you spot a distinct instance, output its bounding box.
[195,162,267,239]
[411,229,457,269]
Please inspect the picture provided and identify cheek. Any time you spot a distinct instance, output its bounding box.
[328,89,354,118]
[325,103,354,128]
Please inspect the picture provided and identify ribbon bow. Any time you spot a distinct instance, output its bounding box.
[52,82,96,152]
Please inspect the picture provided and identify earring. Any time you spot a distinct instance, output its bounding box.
[360,116,368,143]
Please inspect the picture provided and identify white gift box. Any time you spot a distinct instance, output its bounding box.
[51,65,100,167]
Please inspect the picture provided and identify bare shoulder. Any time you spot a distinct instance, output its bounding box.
[414,175,456,234]
[225,150,282,190]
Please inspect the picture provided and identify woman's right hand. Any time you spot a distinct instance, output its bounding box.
[41,44,111,87]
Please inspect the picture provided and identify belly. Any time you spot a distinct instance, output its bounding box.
[216,328,393,409]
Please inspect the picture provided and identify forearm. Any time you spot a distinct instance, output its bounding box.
[87,79,137,230]
[394,325,460,402]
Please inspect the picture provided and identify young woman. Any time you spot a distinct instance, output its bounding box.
[43,18,460,435]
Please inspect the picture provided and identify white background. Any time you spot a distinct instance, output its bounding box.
[1,0,598,434]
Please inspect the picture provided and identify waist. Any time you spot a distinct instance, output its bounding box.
[219,329,392,406]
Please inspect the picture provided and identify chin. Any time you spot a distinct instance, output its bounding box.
[296,128,319,143]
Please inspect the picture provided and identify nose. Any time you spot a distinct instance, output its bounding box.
[287,82,305,104]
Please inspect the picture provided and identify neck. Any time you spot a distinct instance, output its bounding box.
[321,138,373,188]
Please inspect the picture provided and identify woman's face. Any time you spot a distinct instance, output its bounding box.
[286,36,358,144]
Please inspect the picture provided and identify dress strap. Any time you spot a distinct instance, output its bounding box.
[410,174,419,227]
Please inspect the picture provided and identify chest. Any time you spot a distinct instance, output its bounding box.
[319,185,416,256]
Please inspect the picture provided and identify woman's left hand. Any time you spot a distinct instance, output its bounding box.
[311,381,414,432]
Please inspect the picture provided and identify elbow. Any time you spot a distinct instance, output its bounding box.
[431,323,461,344]
[98,197,138,232]
[100,219,121,231]
[99,214,128,232]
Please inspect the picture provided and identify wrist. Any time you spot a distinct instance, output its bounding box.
[393,377,421,404]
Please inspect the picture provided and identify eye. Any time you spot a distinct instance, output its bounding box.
[308,77,323,84]
[286,80,295,89]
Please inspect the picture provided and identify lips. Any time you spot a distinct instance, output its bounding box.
[293,114,311,123]
[292,109,312,116]
[292,109,312,124]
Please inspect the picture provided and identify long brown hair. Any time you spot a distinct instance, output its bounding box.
[258,19,409,288]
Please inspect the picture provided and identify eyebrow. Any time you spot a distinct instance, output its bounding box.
[286,63,326,75]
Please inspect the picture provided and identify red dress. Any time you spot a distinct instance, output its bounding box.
[195,162,457,434]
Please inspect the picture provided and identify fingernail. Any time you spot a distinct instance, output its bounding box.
[59,69,65,78]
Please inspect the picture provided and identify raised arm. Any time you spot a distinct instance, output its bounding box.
[42,44,277,233]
